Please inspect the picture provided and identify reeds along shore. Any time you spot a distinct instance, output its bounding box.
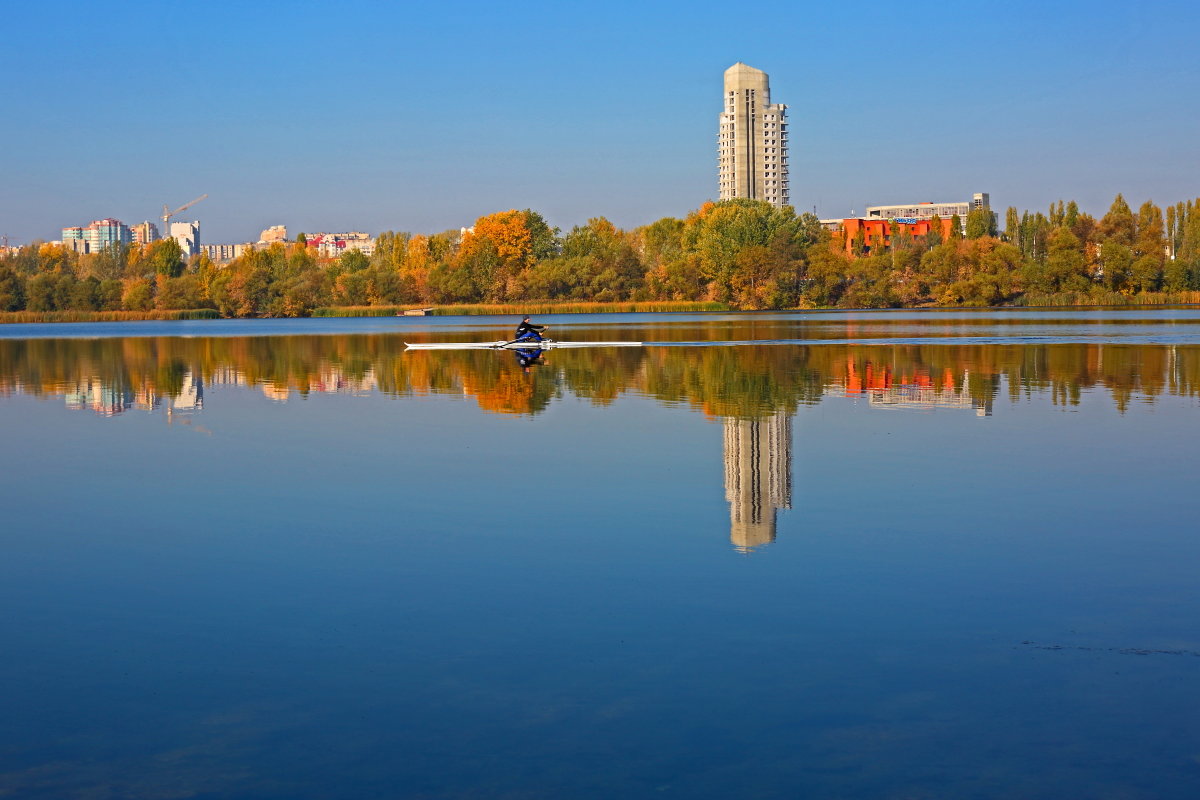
[0,309,221,324]
[1014,290,1200,307]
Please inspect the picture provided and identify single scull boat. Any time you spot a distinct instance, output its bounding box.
[404,340,644,350]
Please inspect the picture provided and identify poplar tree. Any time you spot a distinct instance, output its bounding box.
[1065,201,1080,230]
[1049,201,1065,227]
[926,214,944,249]
[1019,212,1033,259]
[1004,207,1020,245]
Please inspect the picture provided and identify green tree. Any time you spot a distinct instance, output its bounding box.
[25,273,60,311]
[522,209,561,261]
[68,276,100,310]
[155,274,210,309]
[965,208,997,239]
[89,243,128,281]
[689,199,808,301]
[97,279,123,310]
[151,238,185,277]
[1098,194,1136,246]
[1043,228,1090,292]
[339,249,370,273]
[1064,201,1080,230]
[802,246,851,306]
[0,266,25,310]
[1099,241,1134,291]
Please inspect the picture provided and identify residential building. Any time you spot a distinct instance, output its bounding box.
[304,232,374,258]
[86,218,132,252]
[62,226,88,253]
[259,225,287,244]
[169,221,200,258]
[718,62,789,208]
[201,243,253,263]
[129,221,159,244]
[61,218,133,253]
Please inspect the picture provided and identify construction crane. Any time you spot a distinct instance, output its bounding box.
[161,194,208,234]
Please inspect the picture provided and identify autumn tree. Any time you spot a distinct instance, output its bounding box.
[454,210,538,301]
[1004,207,1020,246]
[1098,194,1136,246]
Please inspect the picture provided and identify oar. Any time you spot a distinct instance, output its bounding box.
[492,326,550,349]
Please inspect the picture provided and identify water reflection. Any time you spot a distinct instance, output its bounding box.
[6,335,1197,419]
[844,358,993,415]
[724,414,792,551]
[5,333,1198,551]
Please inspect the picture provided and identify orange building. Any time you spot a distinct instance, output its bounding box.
[830,216,956,257]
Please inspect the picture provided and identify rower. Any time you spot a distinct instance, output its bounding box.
[514,315,547,343]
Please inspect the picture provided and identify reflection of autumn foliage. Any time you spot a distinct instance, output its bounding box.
[463,369,553,415]
[3,329,1200,417]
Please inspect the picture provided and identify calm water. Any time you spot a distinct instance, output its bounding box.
[1,310,1199,799]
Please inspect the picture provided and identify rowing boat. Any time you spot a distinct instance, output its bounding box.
[404,340,644,350]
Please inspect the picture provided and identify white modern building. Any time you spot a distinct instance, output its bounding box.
[718,62,789,208]
[169,221,200,258]
[866,193,990,224]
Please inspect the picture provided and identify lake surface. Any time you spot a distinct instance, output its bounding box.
[2,309,1198,799]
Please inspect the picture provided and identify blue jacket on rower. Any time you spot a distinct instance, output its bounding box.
[514,316,546,341]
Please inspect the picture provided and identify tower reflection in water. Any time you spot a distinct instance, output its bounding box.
[723,414,792,552]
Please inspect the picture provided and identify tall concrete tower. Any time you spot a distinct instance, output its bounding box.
[717,62,790,208]
[723,413,793,551]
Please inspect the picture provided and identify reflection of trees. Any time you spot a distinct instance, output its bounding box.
[2,335,1200,418]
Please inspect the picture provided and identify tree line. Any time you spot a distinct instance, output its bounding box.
[2,195,1199,316]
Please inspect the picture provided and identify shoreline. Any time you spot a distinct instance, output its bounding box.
[4,296,1200,325]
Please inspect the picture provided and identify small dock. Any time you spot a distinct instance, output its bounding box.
[401,307,434,316]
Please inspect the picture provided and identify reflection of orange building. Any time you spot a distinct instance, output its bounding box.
[842,358,991,415]
[831,217,956,256]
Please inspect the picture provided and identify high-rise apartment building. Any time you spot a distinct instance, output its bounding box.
[130,221,160,244]
[62,226,87,253]
[62,219,133,253]
[717,62,789,208]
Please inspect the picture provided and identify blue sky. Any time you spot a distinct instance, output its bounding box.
[2,0,1197,244]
